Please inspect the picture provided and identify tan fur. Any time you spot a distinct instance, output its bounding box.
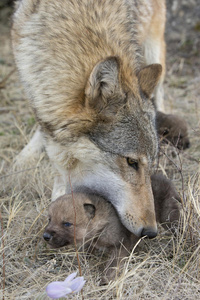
[12,0,167,236]
[156,111,190,150]
[44,193,134,284]
[44,174,181,284]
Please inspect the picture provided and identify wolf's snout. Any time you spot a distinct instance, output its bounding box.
[141,227,157,239]
[43,232,52,241]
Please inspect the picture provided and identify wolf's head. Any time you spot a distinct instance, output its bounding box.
[67,57,162,238]
[48,57,162,238]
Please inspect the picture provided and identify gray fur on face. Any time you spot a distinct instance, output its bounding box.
[89,96,158,161]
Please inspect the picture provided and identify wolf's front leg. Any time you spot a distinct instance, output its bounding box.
[143,37,166,112]
[143,2,166,112]
[14,127,44,168]
[51,174,67,201]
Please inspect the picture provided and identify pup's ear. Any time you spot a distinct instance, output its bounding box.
[85,56,120,111]
[138,64,162,98]
[84,203,96,219]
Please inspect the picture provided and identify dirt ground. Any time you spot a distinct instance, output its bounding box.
[0,1,200,299]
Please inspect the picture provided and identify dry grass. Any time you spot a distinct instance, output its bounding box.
[0,3,200,300]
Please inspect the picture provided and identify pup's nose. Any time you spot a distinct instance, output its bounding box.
[141,227,157,239]
[43,232,52,241]
[185,141,190,149]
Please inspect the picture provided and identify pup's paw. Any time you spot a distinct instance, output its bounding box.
[99,275,110,286]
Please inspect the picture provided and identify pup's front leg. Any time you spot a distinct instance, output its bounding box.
[100,243,130,285]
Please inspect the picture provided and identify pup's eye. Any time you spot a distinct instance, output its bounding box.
[48,218,51,222]
[63,222,72,227]
[162,129,169,136]
[127,158,139,170]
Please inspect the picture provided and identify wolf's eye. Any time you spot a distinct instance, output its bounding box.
[127,158,139,171]
[63,222,72,227]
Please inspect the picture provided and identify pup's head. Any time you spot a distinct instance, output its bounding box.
[43,194,98,248]
[156,111,190,150]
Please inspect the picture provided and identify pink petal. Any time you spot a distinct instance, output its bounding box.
[46,281,72,299]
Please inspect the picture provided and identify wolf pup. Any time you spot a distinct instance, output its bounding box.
[44,174,181,283]
[12,0,166,237]
[156,111,190,150]
[44,193,134,284]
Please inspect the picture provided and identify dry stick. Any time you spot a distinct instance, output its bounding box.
[177,152,197,247]
[0,68,16,89]
[161,147,195,245]
[155,144,161,173]
[182,152,199,163]
[0,166,39,180]
[176,149,186,204]
[68,174,84,300]
[0,209,5,300]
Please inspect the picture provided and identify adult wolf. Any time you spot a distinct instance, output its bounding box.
[12,0,166,237]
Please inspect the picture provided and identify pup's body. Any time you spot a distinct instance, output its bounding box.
[156,111,190,150]
[12,0,166,236]
[44,174,181,283]
[151,174,181,230]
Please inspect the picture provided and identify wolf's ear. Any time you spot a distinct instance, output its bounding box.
[85,57,120,111]
[84,203,96,219]
[138,64,162,98]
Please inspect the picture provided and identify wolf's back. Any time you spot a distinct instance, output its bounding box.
[11,0,155,133]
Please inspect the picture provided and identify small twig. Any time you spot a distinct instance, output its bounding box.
[0,209,5,300]
[0,166,39,180]
[68,174,84,300]
[0,107,17,114]
[155,144,161,173]
[176,149,186,203]
[160,147,181,172]
[0,68,16,89]
[182,152,200,163]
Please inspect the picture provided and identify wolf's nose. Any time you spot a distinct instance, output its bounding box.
[43,232,52,241]
[141,228,157,239]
